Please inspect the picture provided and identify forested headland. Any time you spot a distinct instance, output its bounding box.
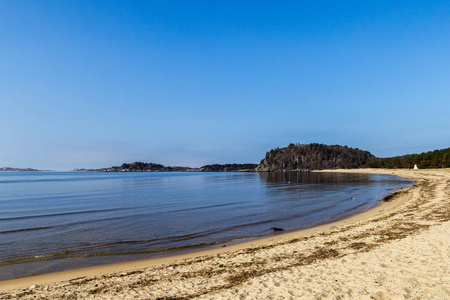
[256,143,375,171]
[257,143,450,171]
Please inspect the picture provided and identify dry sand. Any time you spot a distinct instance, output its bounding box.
[0,169,448,299]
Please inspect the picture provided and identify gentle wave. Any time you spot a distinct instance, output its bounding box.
[0,218,283,267]
[0,238,240,267]
[0,226,54,234]
[0,207,132,222]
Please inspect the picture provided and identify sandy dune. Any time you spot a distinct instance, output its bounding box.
[0,169,449,299]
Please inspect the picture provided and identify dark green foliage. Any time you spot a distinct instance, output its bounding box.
[200,164,257,172]
[257,143,375,171]
[376,148,450,169]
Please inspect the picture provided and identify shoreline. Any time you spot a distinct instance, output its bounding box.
[0,169,416,290]
[0,171,409,284]
[1,169,448,299]
[0,182,407,290]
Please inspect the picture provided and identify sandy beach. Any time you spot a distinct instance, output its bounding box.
[0,169,448,299]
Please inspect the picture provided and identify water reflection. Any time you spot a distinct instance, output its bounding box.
[258,171,373,185]
[256,171,412,232]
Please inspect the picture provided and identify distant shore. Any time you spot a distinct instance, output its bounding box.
[1,169,448,299]
[73,162,258,172]
[0,167,41,172]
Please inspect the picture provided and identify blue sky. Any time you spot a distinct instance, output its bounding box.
[1,1,449,170]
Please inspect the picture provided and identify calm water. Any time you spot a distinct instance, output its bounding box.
[0,171,412,280]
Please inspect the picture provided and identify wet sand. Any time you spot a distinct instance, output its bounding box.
[0,169,449,299]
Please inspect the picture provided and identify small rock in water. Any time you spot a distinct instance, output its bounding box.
[271,227,284,231]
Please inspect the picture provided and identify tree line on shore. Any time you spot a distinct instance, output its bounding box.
[370,147,450,169]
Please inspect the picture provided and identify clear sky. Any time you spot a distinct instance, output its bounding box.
[1,1,449,170]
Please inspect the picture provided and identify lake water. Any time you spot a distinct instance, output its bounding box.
[0,171,412,280]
